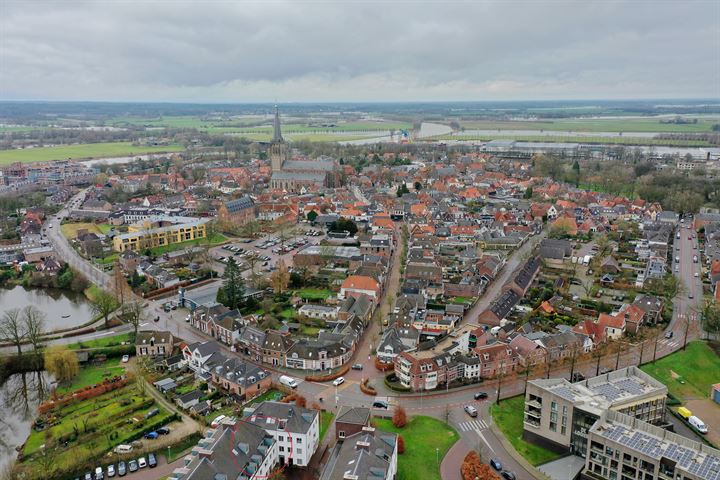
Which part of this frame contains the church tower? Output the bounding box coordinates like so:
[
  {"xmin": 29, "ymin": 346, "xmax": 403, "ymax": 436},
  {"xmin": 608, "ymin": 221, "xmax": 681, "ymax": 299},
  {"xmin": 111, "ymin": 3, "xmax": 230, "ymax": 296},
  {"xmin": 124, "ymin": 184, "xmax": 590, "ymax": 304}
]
[{"xmin": 270, "ymin": 106, "xmax": 288, "ymax": 172}]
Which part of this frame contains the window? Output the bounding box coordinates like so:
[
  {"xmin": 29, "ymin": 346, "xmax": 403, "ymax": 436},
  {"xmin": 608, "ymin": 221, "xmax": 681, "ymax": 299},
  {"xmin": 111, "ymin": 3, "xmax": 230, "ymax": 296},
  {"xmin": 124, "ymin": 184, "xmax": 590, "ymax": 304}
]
[
  {"xmin": 296, "ymin": 448, "xmax": 302, "ymax": 454},
  {"xmin": 339, "ymin": 431, "xmax": 345, "ymax": 439},
  {"xmin": 561, "ymin": 426, "xmax": 566, "ymax": 435},
  {"xmin": 550, "ymin": 422, "xmax": 557, "ymax": 432},
  {"xmin": 279, "ymin": 436, "xmax": 284, "ymax": 441},
  {"xmin": 279, "ymin": 446, "xmax": 284, "ymax": 452},
  {"xmin": 296, "ymin": 437, "xmax": 302, "ymax": 444}
]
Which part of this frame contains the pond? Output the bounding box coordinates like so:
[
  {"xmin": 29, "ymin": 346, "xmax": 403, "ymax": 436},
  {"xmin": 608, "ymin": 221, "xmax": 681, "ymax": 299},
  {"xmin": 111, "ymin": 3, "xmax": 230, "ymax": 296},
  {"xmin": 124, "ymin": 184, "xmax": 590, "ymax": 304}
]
[
  {"xmin": 0, "ymin": 285, "xmax": 95, "ymax": 332},
  {"xmin": 0, "ymin": 371, "xmax": 50, "ymax": 474}
]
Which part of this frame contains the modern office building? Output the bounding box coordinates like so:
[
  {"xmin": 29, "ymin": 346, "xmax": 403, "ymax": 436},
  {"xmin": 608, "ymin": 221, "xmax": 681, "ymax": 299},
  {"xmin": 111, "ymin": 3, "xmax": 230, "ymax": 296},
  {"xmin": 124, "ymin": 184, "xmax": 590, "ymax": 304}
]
[
  {"xmin": 585, "ymin": 409, "xmax": 720, "ymax": 480},
  {"xmin": 524, "ymin": 366, "xmax": 667, "ymax": 458},
  {"xmin": 112, "ymin": 218, "xmax": 208, "ymax": 252}
]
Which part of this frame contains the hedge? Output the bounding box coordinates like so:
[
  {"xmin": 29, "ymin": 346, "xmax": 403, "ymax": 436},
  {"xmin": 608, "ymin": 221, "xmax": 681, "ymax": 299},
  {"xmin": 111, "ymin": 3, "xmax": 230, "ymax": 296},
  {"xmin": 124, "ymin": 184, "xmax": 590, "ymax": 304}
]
[
  {"xmin": 384, "ymin": 373, "xmax": 411, "ymax": 393},
  {"xmin": 304, "ymin": 364, "xmax": 350, "ymax": 382},
  {"xmin": 359, "ymin": 378, "xmax": 377, "ymax": 396},
  {"xmin": 374, "ymin": 357, "xmax": 395, "ymax": 372},
  {"xmin": 87, "ymin": 344, "xmax": 135, "ymax": 359}
]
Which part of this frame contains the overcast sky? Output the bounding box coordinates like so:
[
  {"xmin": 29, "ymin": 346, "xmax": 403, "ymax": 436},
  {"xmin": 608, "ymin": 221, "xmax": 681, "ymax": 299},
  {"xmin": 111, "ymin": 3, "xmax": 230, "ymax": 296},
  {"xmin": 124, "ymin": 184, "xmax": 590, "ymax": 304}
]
[{"xmin": 1, "ymin": 0, "xmax": 719, "ymax": 102}]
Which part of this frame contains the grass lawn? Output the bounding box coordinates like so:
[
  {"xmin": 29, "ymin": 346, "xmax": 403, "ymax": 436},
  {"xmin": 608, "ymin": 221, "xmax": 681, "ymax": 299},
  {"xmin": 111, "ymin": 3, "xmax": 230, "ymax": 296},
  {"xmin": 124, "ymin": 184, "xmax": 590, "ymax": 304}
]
[
  {"xmin": 84, "ymin": 284, "xmax": 107, "ymax": 303},
  {"xmin": 67, "ymin": 332, "xmax": 132, "ymax": 350},
  {"xmin": 448, "ymin": 296, "xmax": 472, "ymax": 304},
  {"xmin": 165, "ymin": 432, "xmax": 203, "ymax": 462},
  {"xmin": 146, "ymin": 232, "xmax": 227, "ymax": 256},
  {"xmin": 299, "ymin": 325, "xmax": 322, "ymax": 336},
  {"xmin": 320, "ymin": 411, "xmax": 335, "ymax": 442},
  {"xmin": 280, "ymin": 308, "xmax": 295, "ymax": 320},
  {"xmin": 96, "ymin": 253, "xmax": 119, "ymax": 265},
  {"xmin": 374, "ymin": 416, "xmax": 459, "ymax": 480},
  {"xmin": 490, "ymin": 396, "xmax": 562, "ymax": 466},
  {"xmin": 0, "ymin": 142, "xmax": 184, "ymax": 165},
  {"xmin": 55, "ymin": 358, "xmax": 126, "ymax": 394},
  {"xmin": 60, "ymin": 222, "xmax": 110, "ymax": 240},
  {"xmin": 641, "ymin": 341, "xmax": 720, "ymax": 400},
  {"xmin": 294, "ymin": 288, "xmax": 333, "ymax": 300}
]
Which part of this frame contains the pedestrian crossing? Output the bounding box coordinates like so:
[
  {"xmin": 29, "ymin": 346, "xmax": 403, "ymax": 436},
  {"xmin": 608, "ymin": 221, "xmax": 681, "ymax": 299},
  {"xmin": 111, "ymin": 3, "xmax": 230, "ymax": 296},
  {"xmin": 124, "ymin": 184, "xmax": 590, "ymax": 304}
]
[
  {"xmin": 458, "ymin": 419, "xmax": 488, "ymax": 432},
  {"xmin": 660, "ymin": 339, "xmax": 680, "ymax": 349}
]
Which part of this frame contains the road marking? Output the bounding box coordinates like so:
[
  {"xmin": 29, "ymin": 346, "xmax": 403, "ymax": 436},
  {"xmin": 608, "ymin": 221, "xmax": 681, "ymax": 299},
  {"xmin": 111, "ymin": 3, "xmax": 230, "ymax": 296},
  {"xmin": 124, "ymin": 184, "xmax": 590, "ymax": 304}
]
[
  {"xmin": 459, "ymin": 419, "xmax": 488, "ymax": 431},
  {"xmin": 88, "ymin": 330, "xmax": 116, "ymax": 338},
  {"xmin": 140, "ymin": 323, "xmax": 148, "ymax": 327},
  {"xmin": 476, "ymin": 429, "xmax": 495, "ymax": 453}
]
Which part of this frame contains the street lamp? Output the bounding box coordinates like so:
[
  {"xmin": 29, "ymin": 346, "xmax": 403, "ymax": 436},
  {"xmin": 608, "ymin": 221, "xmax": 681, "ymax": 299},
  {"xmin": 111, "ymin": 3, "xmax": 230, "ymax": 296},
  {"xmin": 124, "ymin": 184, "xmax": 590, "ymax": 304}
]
[{"xmin": 436, "ymin": 447, "xmax": 439, "ymax": 467}]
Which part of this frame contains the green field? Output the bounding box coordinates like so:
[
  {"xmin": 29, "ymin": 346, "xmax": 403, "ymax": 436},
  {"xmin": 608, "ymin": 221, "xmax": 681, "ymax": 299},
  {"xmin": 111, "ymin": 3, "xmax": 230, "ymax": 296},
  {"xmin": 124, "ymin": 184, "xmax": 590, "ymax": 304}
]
[
  {"xmin": 375, "ymin": 416, "xmax": 459, "ymax": 480},
  {"xmin": 490, "ymin": 396, "xmax": 563, "ymax": 466},
  {"xmin": 68, "ymin": 332, "xmax": 132, "ymax": 350},
  {"xmin": 55, "ymin": 358, "xmax": 126, "ymax": 394},
  {"xmin": 641, "ymin": 341, "xmax": 720, "ymax": 400},
  {"xmin": 320, "ymin": 411, "xmax": 335, "ymax": 442},
  {"xmin": 458, "ymin": 117, "xmax": 719, "ymax": 133},
  {"xmin": 60, "ymin": 222, "xmax": 113, "ymax": 240},
  {"xmin": 294, "ymin": 288, "xmax": 334, "ymax": 300},
  {"xmin": 0, "ymin": 142, "xmax": 184, "ymax": 165},
  {"xmin": 438, "ymin": 134, "xmax": 712, "ymax": 147}
]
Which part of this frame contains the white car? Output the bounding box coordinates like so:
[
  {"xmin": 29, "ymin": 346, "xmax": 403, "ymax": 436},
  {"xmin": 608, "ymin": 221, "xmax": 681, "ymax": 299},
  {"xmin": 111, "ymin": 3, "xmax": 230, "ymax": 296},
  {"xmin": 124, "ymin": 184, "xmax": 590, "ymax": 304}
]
[
  {"xmin": 121, "ymin": 355, "xmax": 130, "ymax": 363},
  {"xmin": 332, "ymin": 377, "xmax": 345, "ymax": 387},
  {"xmin": 694, "ymin": 272, "xmax": 700, "ymax": 278},
  {"xmin": 138, "ymin": 457, "xmax": 147, "ymax": 468}
]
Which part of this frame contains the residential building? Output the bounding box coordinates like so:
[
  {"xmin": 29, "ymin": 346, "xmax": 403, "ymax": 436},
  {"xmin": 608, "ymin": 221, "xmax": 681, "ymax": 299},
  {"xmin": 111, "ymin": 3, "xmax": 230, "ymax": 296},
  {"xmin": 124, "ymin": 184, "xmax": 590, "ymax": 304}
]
[
  {"xmin": 210, "ymin": 357, "xmax": 271, "ymax": 402},
  {"xmin": 334, "ymin": 406, "xmax": 371, "ymax": 441},
  {"xmin": 320, "ymin": 426, "xmax": 398, "ymax": 480},
  {"xmin": 112, "ymin": 218, "xmax": 209, "ymax": 252},
  {"xmin": 135, "ymin": 330, "xmax": 174, "ymax": 357}
]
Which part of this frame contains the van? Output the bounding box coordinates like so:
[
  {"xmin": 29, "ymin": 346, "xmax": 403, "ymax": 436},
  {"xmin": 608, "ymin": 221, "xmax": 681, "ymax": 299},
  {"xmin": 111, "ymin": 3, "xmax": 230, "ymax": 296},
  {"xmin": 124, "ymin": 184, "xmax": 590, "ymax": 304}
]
[
  {"xmin": 678, "ymin": 407, "xmax": 692, "ymax": 420},
  {"xmin": 279, "ymin": 375, "xmax": 298, "ymax": 389},
  {"xmin": 211, "ymin": 415, "xmax": 227, "ymax": 428},
  {"xmin": 114, "ymin": 444, "xmax": 133, "ymax": 454},
  {"xmin": 689, "ymin": 416, "xmax": 708, "ymax": 434}
]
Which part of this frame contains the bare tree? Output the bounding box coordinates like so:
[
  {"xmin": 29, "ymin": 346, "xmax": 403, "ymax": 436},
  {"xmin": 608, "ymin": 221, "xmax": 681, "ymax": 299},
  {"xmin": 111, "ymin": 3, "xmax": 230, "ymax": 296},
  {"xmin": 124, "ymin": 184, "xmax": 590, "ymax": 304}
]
[
  {"xmin": 591, "ymin": 342, "xmax": 608, "ymax": 376},
  {"xmin": 22, "ymin": 305, "xmax": 46, "ymax": 354},
  {"xmin": 567, "ymin": 344, "xmax": 582, "ymax": 382},
  {"xmin": 91, "ymin": 289, "xmax": 118, "ymax": 328},
  {"xmin": 122, "ymin": 301, "xmax": 146, "ymax": 339},
  {"xmin": 649, "ymin": 328, "xmax": 662, "ymax": 363},
  {"xmin": 495, "ymin": 361, "xmax": 507, "ymax": 405},
  {"xmin": 0, "ymin": 308, "xmax": 25, "ymax": 355}
]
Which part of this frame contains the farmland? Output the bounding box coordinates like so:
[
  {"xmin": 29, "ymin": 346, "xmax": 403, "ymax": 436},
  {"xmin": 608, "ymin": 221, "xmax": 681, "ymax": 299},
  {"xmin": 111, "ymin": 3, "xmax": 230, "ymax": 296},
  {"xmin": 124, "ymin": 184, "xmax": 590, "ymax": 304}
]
[
  {"xmin": 60, "ymin": 222, "xmax": 113, "ymax": 240},
  {"xmin": 0, "ymin": 142, "xmax": 184, "ymax": 165},
  {"xmin": 457, "ymin": 117, "xmax": 720, "ymax": 133},
  {"xmin": 437, "ymin": 134, "xmax": 713, "ymax": 147}
]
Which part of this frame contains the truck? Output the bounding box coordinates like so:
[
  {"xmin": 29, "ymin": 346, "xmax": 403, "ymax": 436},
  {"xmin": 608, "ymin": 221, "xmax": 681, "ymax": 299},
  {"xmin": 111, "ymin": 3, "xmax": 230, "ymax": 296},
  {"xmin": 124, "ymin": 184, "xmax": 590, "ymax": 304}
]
[
  {"xmin": 678, "ymin": 407, "xmax": 692, "ymax": 420},
  {"xmin": 279, "ymin": 375, "xmax": 299, "ymax": 389}
]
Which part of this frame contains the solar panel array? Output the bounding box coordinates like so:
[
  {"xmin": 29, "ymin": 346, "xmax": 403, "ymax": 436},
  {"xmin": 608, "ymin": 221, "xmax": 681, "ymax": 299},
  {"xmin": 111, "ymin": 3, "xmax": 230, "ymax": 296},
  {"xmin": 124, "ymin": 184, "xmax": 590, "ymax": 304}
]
[
  {"xmin": 591, "ymin": 377, "xmax": 646, "ymax": 402},
  {"xmin": 598, "ymin": 424, "xmax": 720, "ymax": 480},
  {"xmin": 551, "ymin": 385, "xmax": 577, "ymax": 402}
]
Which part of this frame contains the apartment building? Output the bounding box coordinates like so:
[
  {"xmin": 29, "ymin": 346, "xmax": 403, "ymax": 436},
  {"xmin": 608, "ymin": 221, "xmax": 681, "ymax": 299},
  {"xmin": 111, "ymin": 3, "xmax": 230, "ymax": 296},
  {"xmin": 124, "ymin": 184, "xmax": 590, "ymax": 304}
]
[
  {"xmin": 524, "ymin": 366, "xmax": 667, "ymax": 458},
  {"xmin": 585, "ymin": 410, "xmax": 720, "ymax": 480},
  {"xmin": 244, "ymin": 401, "xmax": 320, "ymax": 467},
  {"xmin": 112, "ymin": 218, "xmax": 209, "ymax": 252},
  {"xmin": 320, "ymin": 426, "xmax": 398, "ymax": 480},
  {"xmin": 170, "ymin": 420, "xmax": 278, "ymax": 480}
]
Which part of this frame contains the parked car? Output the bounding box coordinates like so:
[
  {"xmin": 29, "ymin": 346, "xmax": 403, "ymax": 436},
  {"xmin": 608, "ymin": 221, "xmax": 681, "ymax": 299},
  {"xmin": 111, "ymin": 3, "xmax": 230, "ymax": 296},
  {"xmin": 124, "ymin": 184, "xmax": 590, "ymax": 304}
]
[
  {"xmin": 464, "ymin": 405, "xmax": 478, "ymax": 417},
  {"xmin": 83, "ymin": 473, "xmax": 92, "ymax": 480},
  {"xmin": 138, "ymin": 457, "xmax": 147, "ymax": 469},
  {"xmin": 95, "ymin": 467, "xmax": 104, "ymax": 480},
  {"xmin": 117, "ymin": 462, "xmax": 126, "ymax": 477},
  {"xmin": 145, "ymin": 408, "xmax": 160, "ymax": 419},
  {"xmin": 121, "ymin": 355, "xmax": 129, "ymax": 363},
  {"xmin": 157, "ymin": 426, "xmax": 171, "ymax": 435},
  {"xmin": 571, "ymin": 372, "xmax": 585, "ymax": 382},
  {"xmin": 490, "ymin": 458, "xmax": 503, "ymax": 471},
  {"xmin": 351, "ymin": 364, "xmax": 363, "ymax": 370},
  {"xmin": 148, "ymin": 453, "xmax": 157, "ymax": 468},
  {"xmin": 372, "ymin": 400, "xmax": 389, "ymax": 409},
  {"xmin": 128, "ymin": 460, "xmax": 138, "ymax": 473},
  {"xmin": 332, "ymin": 377, "xmax": 345, "ymax": 386},
  {"xmin": 211, "ymin": 415, "xmax": 227, "ymax": 428},
  {"xmin": 474, "ymin": 392, "xmax": 488, "ymax": 400},
  {"xmin": 144, "ymin": 431, "xmax": 158, "ymax": 439},
  {"xmin": 107, "ymin": 464, "xmax": 116, "ymax": 477},
  {"xmin": 501, "ymin": 471, "xmax": 517, "ymax": 480},
  {"xmin": 600, "ymin": 368, "xmax": 612, "ymax": 375}
]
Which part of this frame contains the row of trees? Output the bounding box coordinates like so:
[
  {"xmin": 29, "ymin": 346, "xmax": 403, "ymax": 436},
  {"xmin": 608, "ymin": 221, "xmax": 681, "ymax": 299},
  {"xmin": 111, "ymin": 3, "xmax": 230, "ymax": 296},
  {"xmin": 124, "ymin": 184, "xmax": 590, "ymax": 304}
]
[{"xmin": 0, "ymin": 306, "xmax": 46, "ymax": 355}]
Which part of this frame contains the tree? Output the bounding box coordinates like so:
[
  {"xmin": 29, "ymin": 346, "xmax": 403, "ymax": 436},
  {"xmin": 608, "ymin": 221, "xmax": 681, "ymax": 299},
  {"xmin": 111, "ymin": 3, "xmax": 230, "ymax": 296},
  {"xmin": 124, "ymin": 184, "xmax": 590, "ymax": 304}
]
[
  {"xmin": 702, "ymin": 298, "xmax": 720, "ymax": 339},
  {"xmin": 0, "ymin": 308, "xmax": 25, "ymax": 355},
  {"xmin": 591, "ymin": 343, "xmax": 608, "ymax": 376},
  {"xmin": 270, "ymin": 260, "xmax": 290, "ymax": 295},
  {"xmin": 44, "ymin": 345, "xmax": 79, "ymax": 385},
  {"xmin": 91, "ymin": 290, "xmax": 118, "ymax": 328},
  {"xmin": 414, "ymin": 181, "xmax": 422, "ymax": 191},
  {"xmin": 217, "ymin": 257, "xmax": 245, "ymax": 310},
  {"xmin": 329, "ymin": 217, "xmax": 358, "ymax": 236},
  {"xmin": 112, "ymin": 261, "xmax": 131, "ymax": 306},
  {"xmin": 306, "ymin": 210, "xmax": 318, "ymax": 223},
  {"xmin": 662, "ymin": 275, "xmax": 685, "ymax": 303},
  {"xmin": 523, "ymin": 186, "xmax": 533, "ymax": 199},
  {"xmin": 495, "ymin": 361, "xmax": 508, "ymax": 404},
  {"xmin": 295, "ymin": 395, "xmax": 307, "ymax": 408},
  {"xmin": 392, "ymin": 405, "xmax": 407, "ymax": 428},
  {"xmin": 396, "ymin": 184, "xmax": 410, "ymax": 197},
  {"xmin": 22, "ymin": 306, "xmax": 45, "ymax": 354},
  {"xmin": 122, "ymin": 301, "xmax": 146, "ymax": 339}
]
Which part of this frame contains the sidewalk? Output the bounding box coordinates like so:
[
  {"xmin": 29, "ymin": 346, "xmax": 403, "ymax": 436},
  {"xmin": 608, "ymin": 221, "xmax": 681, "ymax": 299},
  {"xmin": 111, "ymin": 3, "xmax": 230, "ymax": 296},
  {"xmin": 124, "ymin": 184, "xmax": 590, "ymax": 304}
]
[{"xmin": 440, "ymin": 438, "xmax": 468, "ymax": 480}]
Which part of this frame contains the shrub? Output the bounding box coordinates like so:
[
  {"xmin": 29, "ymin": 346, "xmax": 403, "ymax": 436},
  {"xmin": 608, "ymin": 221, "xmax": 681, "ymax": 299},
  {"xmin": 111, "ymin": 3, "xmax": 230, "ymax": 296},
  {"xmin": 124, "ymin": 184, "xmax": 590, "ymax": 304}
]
[
  {"xmin": 374, "ymin": 357, "xmax": 394, "ymax": 372},
  {"xmin": 397, "ymin": 434, "xmax": 405, "ymax": 454},
  {"xmin": 359, "ymin": 378, "xmax": 377, "ymax": 396},
  {"xmin": 295, "ymin": 395, "xmax": 307, "ymax": 408},
  {"xmin": 392, "ymin": 406, "xmax": 407, "ymax": 428},
  {"xmin": 304, "ymin": 365, "xmax": 350, "ymax": 382},
  {"xmin": 461, "ymin": 451, "xmax": 500, "ymax": 480}
]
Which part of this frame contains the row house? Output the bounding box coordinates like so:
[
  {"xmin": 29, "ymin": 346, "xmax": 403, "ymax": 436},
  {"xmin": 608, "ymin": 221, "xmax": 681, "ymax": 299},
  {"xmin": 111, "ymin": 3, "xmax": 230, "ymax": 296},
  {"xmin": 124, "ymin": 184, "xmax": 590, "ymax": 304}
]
[
  {"xmin": 190, "ymin": 303, "xmax": 242, "ymax": 346},
  {"xmin": 210, "ymin": 356, "xmax": 271, "ymax": 403}
]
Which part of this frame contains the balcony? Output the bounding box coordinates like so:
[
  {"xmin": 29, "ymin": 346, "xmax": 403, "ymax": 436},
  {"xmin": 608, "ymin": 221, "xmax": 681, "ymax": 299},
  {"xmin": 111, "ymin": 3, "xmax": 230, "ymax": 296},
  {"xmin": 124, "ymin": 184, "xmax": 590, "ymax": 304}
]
[{"xmin": 523, "ymin": 419, "xmax": 541, "ymax": 428}]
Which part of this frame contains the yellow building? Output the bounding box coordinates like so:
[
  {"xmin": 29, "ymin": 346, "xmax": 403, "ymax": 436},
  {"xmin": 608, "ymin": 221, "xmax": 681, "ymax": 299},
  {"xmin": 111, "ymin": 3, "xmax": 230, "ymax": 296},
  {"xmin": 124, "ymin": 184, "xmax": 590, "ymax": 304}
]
[{"xmin": 112, "ymin": 219, "xmax": 208, "ymax": 252}]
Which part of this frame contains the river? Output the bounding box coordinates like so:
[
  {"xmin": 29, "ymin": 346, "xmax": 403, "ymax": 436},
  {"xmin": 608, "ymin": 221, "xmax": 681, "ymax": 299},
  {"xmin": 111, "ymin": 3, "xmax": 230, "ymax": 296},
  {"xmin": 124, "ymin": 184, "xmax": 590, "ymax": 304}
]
[
  {"xmin": 0, "ymin": 372, "xmax": 50, "ymax": 474},
  {"xmin": 0, "ymin": 286, "xmax": 95, "ymax": 332}
]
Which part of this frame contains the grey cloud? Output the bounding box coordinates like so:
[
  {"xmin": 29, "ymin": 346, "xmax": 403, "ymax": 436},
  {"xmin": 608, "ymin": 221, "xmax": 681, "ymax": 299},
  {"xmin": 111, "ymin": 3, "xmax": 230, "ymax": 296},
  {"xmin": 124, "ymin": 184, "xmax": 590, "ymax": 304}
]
[{"xmin": 0, "ymin": 0, "xmax": 718, "ymax": 101}]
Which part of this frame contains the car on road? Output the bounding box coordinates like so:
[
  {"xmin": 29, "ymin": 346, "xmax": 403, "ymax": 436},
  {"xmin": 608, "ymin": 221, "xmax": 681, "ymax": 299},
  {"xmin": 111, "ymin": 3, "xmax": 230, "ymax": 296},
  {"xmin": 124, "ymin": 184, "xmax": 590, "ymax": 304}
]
[
  {"xmin": 695, "ymin": 272, "xmax": 700, "ymax": 277},
  {"xmin": 464, "ymin": 405, "xmax": 478, "ymax": 417},
  {"xmin": 157, "ymin": 426, "xmax": 171, "ymax": 435},
  {"xmin": 372, "ymin": 400, "xmax": 389, "ymax": 409},
  {"xmin": 501, "ymin": 471, "xmax": 517, "ymax": 480},
  {"xmin": 144, "ymin": 431, "xmax": 158, "ymax": 439},
  {"xmin": 148, "ymin": 453, "xmax": 157, "ymax": 468},
  {"xmin": 351, "ymin": 364, "xmax": 363, "ymax": 370},
  {"xmin": 490, "ymin": 458, "xmax": 503, "ymax": 471},
  {"xmin": 332, "ymin": 377, "xmax": 345, "ymax": 386},
  {"xmin": 474, "ymin": 392, "xmax": 488, "ymax": 400},
  {"xmin": 138, "ymin": 457, "xmax": 147, "ymax": 468},
  {"xmin": 128, "ymin": 460, "xmax": 138, "ymax": 473},
  {"xmin": 121, "ymin": 355, "xmax": 129, "ymax": 363},
  {"xmin": 665, "ymin": 331, "xmax": 674, "ymax": 339},
  {"xmin": 117, "ymin": 462, "xmax": 126, "ymax": 476},
  {"xmin": 688, "ymin": 293, "xmax": 694, "ymax": 299}
]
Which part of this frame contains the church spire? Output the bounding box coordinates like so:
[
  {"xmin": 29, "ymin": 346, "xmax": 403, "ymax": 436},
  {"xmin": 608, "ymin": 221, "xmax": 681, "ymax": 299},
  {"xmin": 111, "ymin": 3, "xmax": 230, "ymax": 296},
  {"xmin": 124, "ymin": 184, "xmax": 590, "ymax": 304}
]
[{"xmin": 272, "ymin": 105, "xmax": 283, "ymax": 142}]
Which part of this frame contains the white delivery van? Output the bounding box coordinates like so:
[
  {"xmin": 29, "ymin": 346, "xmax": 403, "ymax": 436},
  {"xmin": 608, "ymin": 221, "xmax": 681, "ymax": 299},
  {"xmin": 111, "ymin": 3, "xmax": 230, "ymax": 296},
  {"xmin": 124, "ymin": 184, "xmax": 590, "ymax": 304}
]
[
  {"xmin": 114, "ymin": 444, "xmax": 133, "ymax": 454},
  {"xmin": 279, "ymin": 375, "xmax": 299, "ymax": 389},
  {"xmin": 689, "ymin": 415, "xmax": 708, "ymax": 434}
]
